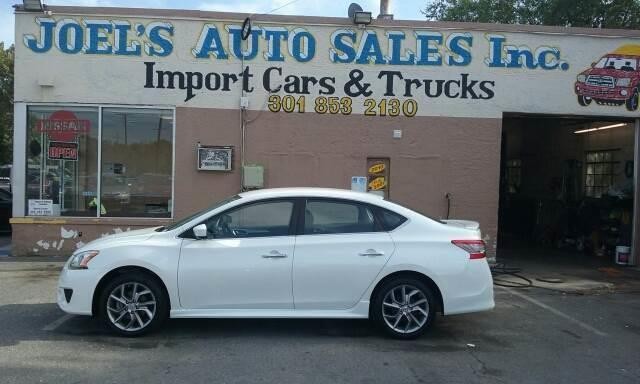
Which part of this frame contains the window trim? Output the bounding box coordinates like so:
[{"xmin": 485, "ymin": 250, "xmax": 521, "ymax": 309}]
[
  {"xmin": 373, "ymin": 206, "xmax": 408, "ymax": 232},
  {"xmin": 296, "ymin": 197, "xmax": 385, "ymax": 236},
  {"xmin": 23, "ymin": 103, "xmax": 176, "ymax": 219},
  {"xmin": 181, "ymin": 197, "xmax": 301, "ymax": 240},
  {"xmin": 584, "ymin": 149, "xmax": 620, "ymax": 198}
]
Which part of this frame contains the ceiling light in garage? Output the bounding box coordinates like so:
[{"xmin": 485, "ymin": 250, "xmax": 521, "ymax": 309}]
[{"xmin": 574, "ymin": 123, "xmax": 627, "ymax": 134}]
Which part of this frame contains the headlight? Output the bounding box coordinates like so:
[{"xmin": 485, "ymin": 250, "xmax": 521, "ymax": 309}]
[
  {"xmin": 68, "ymin": 250, "xmax": 99, "ymax": 269},
  {"xmin": 577, "ymin": 74, "xmax": 587, "ymax": 83},
  {"xmin": 617, "ymin": 78, "xmax": 632, "ymax": 87}
]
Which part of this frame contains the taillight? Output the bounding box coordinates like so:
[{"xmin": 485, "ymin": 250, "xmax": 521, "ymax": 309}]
[{"xmin": 452, "ymin": 240, "xmax": 486, "ymax": 259}]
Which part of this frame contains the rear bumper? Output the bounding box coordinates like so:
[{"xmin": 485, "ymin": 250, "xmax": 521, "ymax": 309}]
[{"xmin": 442, "ymin": 260, "xmax": 495, "ymax": 315}]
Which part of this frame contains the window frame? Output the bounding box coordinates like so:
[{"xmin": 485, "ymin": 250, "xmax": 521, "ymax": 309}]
[
  {"xmin": 374, "ymin": 206, "xmax": 408, "ymax": 232},
  {"xmin": 22, "ymin": 103, "xmax": 176, "ymax": 219},
  {"xmin": 182, "ymin": 198, "xmax": 301, "ymax": 240},
  {"xmin": 296, "ymin": 197, "xmax": 386, "ymax": 236},
  {"xmin": 584, "ymin": 149, "xmax": 619, "ymax": 198}
]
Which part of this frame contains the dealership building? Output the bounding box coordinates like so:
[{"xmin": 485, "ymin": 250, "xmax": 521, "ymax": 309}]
[{"xmin": 9, "ymin": 4, "xmax": 640, "ymax": 265}]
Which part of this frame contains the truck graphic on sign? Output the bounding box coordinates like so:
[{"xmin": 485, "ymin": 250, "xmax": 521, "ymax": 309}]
[{"xmin": 575, "ymin": 45, "xmax": 640, "ymax": 111}]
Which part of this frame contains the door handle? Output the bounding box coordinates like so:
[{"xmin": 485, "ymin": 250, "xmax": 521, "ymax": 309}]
[
  {"xmin": 262, "ymin": 250, "xmax": 288, "ymax": 259},
  {"xmin": 359, "ymin": 249, "xmax": 385, "ymax": 257}
]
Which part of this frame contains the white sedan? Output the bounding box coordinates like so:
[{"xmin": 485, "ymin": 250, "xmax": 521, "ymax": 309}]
[{"xmin": 57, "ymin": 188, "xmax": 494, "ymax": 339}]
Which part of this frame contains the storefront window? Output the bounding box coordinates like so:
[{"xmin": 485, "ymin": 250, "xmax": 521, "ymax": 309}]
[
  {"xmin": 101, "ymin": 108, "xmax": 173, "ymax": 217},
  {"xmin": 25, "ymin": 106, "xmax": 99, "ymax": 216}
]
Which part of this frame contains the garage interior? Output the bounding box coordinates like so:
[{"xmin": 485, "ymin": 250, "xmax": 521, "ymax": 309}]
[{"xmin": 498, "ymin": 114, "xmax": 636, "ymax": 268}]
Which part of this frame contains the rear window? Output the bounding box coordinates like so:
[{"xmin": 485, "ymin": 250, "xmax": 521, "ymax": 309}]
[{"xmin": 377, "ymin": 208, "xmax": 407, "ymax": 231}]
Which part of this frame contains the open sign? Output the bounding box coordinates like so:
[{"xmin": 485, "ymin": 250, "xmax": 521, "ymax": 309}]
[{"xmin": 48, "ymin": 142, "xmax": 78, "ymax": 161}]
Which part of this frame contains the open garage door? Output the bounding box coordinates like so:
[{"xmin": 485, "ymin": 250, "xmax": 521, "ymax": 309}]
[{"xmin": 498, "ymin": 115, "xmax": 637, "ymax": 268}]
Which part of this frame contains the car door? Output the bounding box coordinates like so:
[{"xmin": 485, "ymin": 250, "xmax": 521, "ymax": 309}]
[
  {"xmin": 178, "ymin": 198, "xmax": 297, "ymax": 310},
  {"xmin": 292, "ymin": 198, "xmax": 395, "ymax": 310}
]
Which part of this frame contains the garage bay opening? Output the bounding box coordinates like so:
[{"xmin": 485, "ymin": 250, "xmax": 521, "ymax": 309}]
[{"xmin": 498, "ymin": 115, "xmax": 636, "ymax": 268}]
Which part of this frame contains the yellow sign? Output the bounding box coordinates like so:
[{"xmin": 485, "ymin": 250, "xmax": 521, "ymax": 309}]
[
  {"xmin": 368, "ymin": 176, "xmax": 387, "ymax": 190},
  {"xmin": 368, "ymin": 163, "xmax": 385, "ymax": 174},
  {"xmin": 613, "ymin": 44, "xmax": 640, "ymax": 56}
]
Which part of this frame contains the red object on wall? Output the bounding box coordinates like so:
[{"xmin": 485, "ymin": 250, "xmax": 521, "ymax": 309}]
[{"xmin": 36, "ymin": 110, "xmax": 91, "ymax": 142}]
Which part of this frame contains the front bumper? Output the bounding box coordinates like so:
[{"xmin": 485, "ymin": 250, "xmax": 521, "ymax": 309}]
[
  {"xmin": 57, "ymin": 266, "xmax": 99, "ymax": 316},
  {"xmin": 575, "ymin": 83, "xmax": 631, "ymax": 100}
]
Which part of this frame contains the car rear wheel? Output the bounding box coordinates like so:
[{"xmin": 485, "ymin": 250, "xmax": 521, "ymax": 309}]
[
  {"xmin": 372, "ymin": 277, "xmax": 436, "ymax": 339},
  {"xmin": 626, "ymin": 88, "xmax": 639, "ymax": 111},
  {"xmin": 98, "ymin": 273, "xmax": 168, "ymax": 337}
]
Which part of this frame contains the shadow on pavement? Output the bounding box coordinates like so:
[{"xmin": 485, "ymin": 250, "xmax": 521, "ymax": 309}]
[{"xmin": 0, "ymin": 302, "xmax": 483, "ymax": 351}]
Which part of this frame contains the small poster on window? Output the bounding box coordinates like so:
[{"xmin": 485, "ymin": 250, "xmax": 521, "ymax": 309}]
[
  {"xmin": 28, "ymin": 199, "xmax": 54, "ymax": 216},
  {"xmin": 197, "ymin": 146, "xmax": 233, "ymax": 171}
]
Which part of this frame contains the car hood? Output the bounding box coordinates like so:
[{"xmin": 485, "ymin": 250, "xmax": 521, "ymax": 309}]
[
  {"xmin": 76, "ymin": 226, "xmax": 160, "ymax": 252},
  {"xmin": 584, "ymin": 67, "xmax": 635, "ymax": 77}
]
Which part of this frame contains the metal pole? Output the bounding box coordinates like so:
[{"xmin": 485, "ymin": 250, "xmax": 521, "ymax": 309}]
[
  {"xmin": 632, "ymin": 118, "xmax": 640, "ymax": 265},
  {"xmin": 379, "ymin": 0, "xmax": 393, "ymax": 19}
]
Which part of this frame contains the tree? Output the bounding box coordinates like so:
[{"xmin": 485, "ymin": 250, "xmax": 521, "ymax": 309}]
[
  {"xmin": 423, "ymin": 0, "xmax": 640, "ymax": 29},
  {"xmin": 0, "ymin": 42, "xmax": 14, "ymax": 166}
]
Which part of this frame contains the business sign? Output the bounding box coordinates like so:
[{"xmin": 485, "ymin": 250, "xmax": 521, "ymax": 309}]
[
  {"xmin": 36, "ymin": 110, "xmax": 91, "ymax": 142},
  {"xmin": 48, "ymin": 141, "xmax": 78, "ymax": 161},
  {"xmin": 15, "ymin": 12, "xmax": 640, "ymax": 118},
  {"xmin": 28, "ymin": 199, "xmax": 53, "ymax": 216}
]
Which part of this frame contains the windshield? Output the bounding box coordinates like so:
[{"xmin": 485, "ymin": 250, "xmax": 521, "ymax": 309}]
[
  {"xmin": 160, "ymin": 195, "xmax": 242, "ymax": 232},
  {"xmin": 595, "ymin": 57, "xmax": 637, "ymax": 71}
]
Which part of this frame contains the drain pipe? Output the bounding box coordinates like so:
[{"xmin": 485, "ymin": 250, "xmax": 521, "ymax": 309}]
[{"xmin": 378, "ymin": 0, "xmax": 393, "ymax": 20}]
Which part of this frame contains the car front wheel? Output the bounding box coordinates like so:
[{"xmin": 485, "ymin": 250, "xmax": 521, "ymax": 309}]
[
  {"xmin": 372, "ymin": 277, "xmax": 437, "ymax": 339},
  {"xmin": 98, "ymin": 273, "xmax": 169, "ymax": 336},
  {"xmin": 577, "ymin": 95, "xmax": 592, "ymax": 106}
]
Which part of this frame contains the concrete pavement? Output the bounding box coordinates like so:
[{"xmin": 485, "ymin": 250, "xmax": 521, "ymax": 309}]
[{"xmin": 0, "ymin": 260, "xmax": 639, "ymax": 384}]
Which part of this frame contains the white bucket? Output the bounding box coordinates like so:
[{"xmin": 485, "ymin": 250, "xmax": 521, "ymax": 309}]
[{"xmin": 615, "ymin": 246, "xmax": 631, "ymax": 265}]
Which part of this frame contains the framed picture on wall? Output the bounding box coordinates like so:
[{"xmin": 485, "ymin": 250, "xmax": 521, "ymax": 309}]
[{"xmin": 197, "ymin": 145, "xmax": 233, "ymax": 171}]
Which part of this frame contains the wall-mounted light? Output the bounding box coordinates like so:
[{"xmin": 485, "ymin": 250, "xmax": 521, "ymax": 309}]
[
  {"xmin": 574, "ymin": 123, "xmax": 627, "ymax": 134},
  {"xmin": 22, "ymin": 0, "xmax": 43, "ymax": 11},
  {"xmin": 353, "ymin": 11, "xmax": 373, "ymax": 25}
]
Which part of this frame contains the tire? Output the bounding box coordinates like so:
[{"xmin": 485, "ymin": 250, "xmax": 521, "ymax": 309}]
[
  {"xmin": 98, "ymin": 272, "xmax": 169, "ymax": 337},
  {"xmin": 577, "ymin": 95, "xmax": 592, "ymax": 106},
  {"xmin": 371, "ymin": 277, "xmax": 437, "ymax": 340},
  {"xmin": 626, "ymin": 88, "xmax": 639, "ymax": 111}
]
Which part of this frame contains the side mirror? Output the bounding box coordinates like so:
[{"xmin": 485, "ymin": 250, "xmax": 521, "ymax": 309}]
[{"xmin": 193, "ymin": 224, "xmax": 208, "ymax": 239}]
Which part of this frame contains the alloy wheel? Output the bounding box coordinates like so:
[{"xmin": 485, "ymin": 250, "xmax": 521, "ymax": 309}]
[
  {"xmin": 382, "ymin": 284, "xmax": 429, "ymax": 334},
  {"xmin": 106, "ymin": 282, "xmax": 157, "ymax": 332}
]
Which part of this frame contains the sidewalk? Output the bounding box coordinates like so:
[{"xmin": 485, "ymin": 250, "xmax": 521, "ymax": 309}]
[{"xmin": 496, "ymin": 246, "xmax": 640, "ymax": 294}]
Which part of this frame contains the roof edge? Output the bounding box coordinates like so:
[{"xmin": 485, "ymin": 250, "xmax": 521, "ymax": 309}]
[{"xmin": 12, "ymin": 5, "xmax": 640, "ymax": 38}]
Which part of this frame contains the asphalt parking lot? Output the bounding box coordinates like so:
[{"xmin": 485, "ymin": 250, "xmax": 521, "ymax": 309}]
[{"xmin": 0, "ymin": 260, "xmax": 639, "ymax": 384}]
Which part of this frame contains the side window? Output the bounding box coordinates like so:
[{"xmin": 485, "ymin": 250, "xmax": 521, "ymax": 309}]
[
  {"xmin": 304, "ymin": 200, "xmax": 378, "ymax": 235},
  {"xmin": 204, "ymin": 200, "xmax": 294, "ymax": 239},
  {"xmin": 377, "ymin": 208, "xmax": 407, "ymax": 231}
]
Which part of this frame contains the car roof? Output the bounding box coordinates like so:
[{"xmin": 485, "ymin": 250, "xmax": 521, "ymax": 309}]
[{"xmin": 238, "ymin": 188, "xmax": 385, "ymax": 203}]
